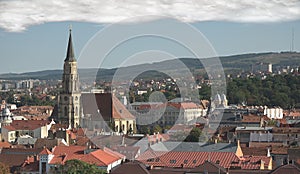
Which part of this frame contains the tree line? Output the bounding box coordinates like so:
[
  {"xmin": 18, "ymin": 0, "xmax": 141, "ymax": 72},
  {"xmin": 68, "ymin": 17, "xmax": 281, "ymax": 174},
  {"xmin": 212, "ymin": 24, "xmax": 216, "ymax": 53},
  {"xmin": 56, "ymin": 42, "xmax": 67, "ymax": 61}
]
[{"xmin": 225, "ymin": 74, "xmax": 300, "ymax": 109}]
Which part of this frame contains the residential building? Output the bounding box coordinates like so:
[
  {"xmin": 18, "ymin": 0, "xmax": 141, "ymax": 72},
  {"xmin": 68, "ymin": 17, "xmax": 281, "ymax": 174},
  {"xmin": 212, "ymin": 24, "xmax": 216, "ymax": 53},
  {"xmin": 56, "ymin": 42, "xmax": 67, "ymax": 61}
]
[{"xmin": 1, "ymin": 120, "xmax": 55, "ymax": 142}]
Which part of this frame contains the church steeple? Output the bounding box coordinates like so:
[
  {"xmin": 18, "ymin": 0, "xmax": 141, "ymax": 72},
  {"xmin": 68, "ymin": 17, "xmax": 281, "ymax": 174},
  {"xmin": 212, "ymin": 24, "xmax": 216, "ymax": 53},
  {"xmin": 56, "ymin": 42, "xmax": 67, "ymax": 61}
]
[
  {"xmin": 58, "ymin": 27, "xmax": 81, "ymax": 129},
  {"xmin": 65, "ymin": 28, "xmax": 75, "ymax": 62}
]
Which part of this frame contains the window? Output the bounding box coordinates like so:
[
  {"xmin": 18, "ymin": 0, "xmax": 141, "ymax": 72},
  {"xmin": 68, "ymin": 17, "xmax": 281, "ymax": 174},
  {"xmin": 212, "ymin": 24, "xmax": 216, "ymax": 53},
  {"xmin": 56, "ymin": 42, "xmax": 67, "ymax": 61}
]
[
  {"xmin": 170, "ymin": 160, "xmax": 176, "ymax": 164},
  {"xmin": 64, "ymin": 106, "xmax": 67, "ymax": 116},
  {"xmin": 193, "ymin": 160, "xmax": 197, "ymax": 164},
  {"xmin": 147, "ymin": 158, "xmax": 154, "ymax": 162},
  {"xmin": 75, "ymin": 106, "xmax": 78, "ymax": 115},
  {"xmin": 184, "ymin": 160, "xmax": 188, "ymax": 164}
]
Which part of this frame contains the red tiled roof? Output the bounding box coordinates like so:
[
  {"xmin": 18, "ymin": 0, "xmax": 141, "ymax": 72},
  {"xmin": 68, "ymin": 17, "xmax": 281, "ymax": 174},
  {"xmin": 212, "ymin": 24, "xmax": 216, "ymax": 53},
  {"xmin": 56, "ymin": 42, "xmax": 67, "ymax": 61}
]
[
  {"xmin": 284, "ymin": 110, "xmax": 300, "ymax": 117},
  {"xmin": 138, "ymin": 150, "xmax": 272, "ymax": 170},
  {"xmin": 0, "ymin": 141, "xmax": 11, "ymax": 148},
  {"xmin": 103, "ymin": 147, "xmax": 126, "ymax": 160},
  {"xmin": 39, "ymin": 147, "xmax": 52, "ymax": 155},
  {"xmin": 112, "ymin": 95, "xmax": 135, "ymax": 120},
  {"xmin": 2, "ymin": 125, "xmax": 16, "ymax": 131},
  {"xmin": 49, "ymin": 145, "xmax": 121, "ymax": 167},
  {"xmin": 168, "ymin": 102, "xmax": 200, "ymax": 110},
  {"xmin": 235, "ymin": 156, "xmax": 271, "ymax": 170},
  {"xmin": 242, "ymin": 115, "xmax": 261, "ymax": 123},
  {"xmin": 3, "ymin": 120, "xmax": 49, "ymax": 131},
  {"xmin": 137, "ymin": 150, "xmax": 239, "ymax": 169}
]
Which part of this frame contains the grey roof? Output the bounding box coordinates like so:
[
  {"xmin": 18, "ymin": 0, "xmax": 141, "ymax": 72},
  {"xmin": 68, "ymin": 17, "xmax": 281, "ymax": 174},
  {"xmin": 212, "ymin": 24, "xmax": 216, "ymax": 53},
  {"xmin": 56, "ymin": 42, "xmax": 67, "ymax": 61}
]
[
  {"xmin": 65, "ymin": 29, "xmax": 76, "ymax": 62},
  {"xmin": 149, "ymin": 141, "xmax": 237, "ymax": 152},
  {"xmin": 250, "ymin": 132, "xmax": 273, "ymax": 142},
  {"xmin": 134, "ymin": 138, "xmax": 149, "ymax": 153},
  {"xmin": 236, "ymin": 126, "xmax": 273, "ymax": 131},
  {"xmin": 17, "ymin": 137, "xmax": 37, "ymax": 145}
]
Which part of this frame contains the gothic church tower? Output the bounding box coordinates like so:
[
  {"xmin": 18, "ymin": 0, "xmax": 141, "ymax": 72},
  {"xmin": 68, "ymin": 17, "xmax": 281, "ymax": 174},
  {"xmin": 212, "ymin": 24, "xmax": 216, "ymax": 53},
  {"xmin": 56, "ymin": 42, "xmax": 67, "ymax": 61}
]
[{"xmin": 58, "ymin": 28, "xmax": 81, "ymax": 128}]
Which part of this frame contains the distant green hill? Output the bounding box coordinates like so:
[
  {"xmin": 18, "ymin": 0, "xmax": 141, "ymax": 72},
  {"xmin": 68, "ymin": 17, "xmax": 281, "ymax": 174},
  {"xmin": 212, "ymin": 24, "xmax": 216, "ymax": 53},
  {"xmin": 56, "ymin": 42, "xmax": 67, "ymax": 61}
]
[{"xmin": 0, "ymin": 52, "xmax": 299, "ymax": 80}]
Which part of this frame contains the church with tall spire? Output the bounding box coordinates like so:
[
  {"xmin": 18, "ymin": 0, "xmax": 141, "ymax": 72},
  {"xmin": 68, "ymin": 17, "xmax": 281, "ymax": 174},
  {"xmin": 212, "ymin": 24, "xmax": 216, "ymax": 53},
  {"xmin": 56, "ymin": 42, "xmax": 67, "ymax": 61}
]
[{"xmin": 58, "ymin": 28, "xmax": 81, "ymax": 128}]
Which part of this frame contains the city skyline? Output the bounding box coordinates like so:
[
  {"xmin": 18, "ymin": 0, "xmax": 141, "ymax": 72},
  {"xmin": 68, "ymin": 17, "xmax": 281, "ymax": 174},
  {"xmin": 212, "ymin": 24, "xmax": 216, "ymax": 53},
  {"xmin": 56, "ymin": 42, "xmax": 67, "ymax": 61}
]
[{"xmin": 0, "ymin": 1, "xmax": 299, "ymax": 74}]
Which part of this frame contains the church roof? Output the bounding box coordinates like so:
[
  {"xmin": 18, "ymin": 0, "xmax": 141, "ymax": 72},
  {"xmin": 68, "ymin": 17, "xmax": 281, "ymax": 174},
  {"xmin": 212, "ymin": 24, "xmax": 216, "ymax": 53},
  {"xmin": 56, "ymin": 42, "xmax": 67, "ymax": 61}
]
[
  {"xmin": 65, "ymin": 29, "xmax": 76, "ymax": 62},
  {"xmin": 81, "ymin": 93, "xmax": 135, "ymax": 121}
]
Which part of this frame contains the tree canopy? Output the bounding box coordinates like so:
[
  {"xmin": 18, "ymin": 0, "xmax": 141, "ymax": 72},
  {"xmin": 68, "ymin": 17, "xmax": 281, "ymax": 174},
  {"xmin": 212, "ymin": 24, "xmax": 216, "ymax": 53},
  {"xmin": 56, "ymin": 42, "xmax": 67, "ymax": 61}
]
[
  {"xmin": 56, "ymin": 159, "xmax": 106, "ymax": 174},
  {"xmin": 225, "ymin": 74, "xmax": 300, "ymax": 109}
]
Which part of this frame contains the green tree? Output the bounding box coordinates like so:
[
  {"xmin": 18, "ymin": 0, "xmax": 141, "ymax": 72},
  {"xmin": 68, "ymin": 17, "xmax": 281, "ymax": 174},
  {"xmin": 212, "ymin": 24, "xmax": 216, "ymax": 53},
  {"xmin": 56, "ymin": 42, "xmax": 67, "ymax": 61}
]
[
  {"xmin": 184, "ymin": 127, "xmax": 202, "ymax": 142},
  {"xmin": 152, "ymin": 125, "xmax": 162, "ymax": 134},
  {"xmin": 139, "ymin": 125, "xmax": 150, "ymax": 135},
  {"xmin": 57, "ymin": 159, "xmax": 106, "ymax": 174}
]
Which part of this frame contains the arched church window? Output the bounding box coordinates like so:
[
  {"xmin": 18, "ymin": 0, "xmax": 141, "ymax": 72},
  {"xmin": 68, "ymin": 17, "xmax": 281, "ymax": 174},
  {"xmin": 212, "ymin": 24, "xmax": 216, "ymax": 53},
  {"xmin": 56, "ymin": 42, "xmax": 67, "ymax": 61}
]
[{"xmin": 75, "ymin": 106, "xmax": 78, "ymax": 115}]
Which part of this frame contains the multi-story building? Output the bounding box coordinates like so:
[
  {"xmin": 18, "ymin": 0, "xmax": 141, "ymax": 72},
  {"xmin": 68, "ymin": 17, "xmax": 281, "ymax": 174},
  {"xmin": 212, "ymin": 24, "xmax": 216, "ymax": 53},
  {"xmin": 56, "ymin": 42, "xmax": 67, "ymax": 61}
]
[{"xmin": 130, "ymin": 101, "xmax": 207, "ymax": 128}]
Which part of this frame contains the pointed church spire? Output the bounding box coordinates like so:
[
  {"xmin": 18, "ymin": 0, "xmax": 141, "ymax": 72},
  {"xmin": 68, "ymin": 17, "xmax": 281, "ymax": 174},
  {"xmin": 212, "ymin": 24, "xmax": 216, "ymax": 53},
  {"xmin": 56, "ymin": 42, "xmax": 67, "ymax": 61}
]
[{"xmin": 65, "ymin": 26, "xmax": 76, "ymax": 62}]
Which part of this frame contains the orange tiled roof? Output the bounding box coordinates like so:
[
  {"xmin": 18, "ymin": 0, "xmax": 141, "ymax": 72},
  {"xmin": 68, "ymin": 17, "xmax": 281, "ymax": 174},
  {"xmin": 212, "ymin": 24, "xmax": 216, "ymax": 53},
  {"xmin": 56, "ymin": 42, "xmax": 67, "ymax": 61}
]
[
  {"xmin": 91, "ymin": 149, "xmax": 120, "ymax": 165},
  {"xmin": 103, "ymin": 147, "xmax": 126, "ymax": 160},
  {"xmin": 49, "ymin": 146, "xmax": 121, "ymax": 167}
]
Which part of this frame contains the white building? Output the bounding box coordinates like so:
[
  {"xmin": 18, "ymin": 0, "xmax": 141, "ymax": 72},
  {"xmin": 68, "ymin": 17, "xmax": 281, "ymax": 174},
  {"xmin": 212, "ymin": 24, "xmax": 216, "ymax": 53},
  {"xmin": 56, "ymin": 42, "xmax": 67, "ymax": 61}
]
[{"xmin": 263, "ymin": 107, "xmax": 283, "ymax": 119}]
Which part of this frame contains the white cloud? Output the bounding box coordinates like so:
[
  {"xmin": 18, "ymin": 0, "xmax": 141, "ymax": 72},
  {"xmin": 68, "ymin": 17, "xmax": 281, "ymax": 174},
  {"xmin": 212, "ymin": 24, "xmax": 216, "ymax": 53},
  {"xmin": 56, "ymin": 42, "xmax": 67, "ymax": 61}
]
[{"xmin": 0, "ymin": 0, "xmax": 299, "ymax": 32}]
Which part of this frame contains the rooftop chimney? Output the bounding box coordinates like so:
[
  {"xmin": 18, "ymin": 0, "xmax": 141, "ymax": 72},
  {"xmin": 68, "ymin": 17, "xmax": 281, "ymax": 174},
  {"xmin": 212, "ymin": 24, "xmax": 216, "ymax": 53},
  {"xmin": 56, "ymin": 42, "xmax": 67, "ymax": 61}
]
[
  {"xmin": 260, "ymin": 160, "xmax": 265, "ymax": 170},
  {"xmin": 267, "ymin": 147, "xmax": 271, "ymax": 157}
]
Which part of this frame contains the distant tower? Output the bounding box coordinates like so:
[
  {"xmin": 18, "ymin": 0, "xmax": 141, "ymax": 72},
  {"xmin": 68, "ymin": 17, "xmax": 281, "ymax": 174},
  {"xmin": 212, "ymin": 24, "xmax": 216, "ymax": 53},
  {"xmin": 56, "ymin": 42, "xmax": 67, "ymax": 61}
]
[
  {"xmin": 58, "ymin": 28, "xmax": 81, "ymax": 128},
  {"xmin": 214, "ymin": 94, "xmax": 222, "ymax": 107},
  {"xmin": 0, "ymin": 104, "xmax": 12, "ymax": 128}
]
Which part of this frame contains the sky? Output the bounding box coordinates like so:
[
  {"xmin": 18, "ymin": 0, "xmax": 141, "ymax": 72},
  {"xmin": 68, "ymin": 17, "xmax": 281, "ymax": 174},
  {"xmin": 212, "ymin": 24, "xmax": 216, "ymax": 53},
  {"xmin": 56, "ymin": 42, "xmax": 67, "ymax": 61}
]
[{"xmin": 0, "ymin": 0, "xmax": 300, "ymax": 74}]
